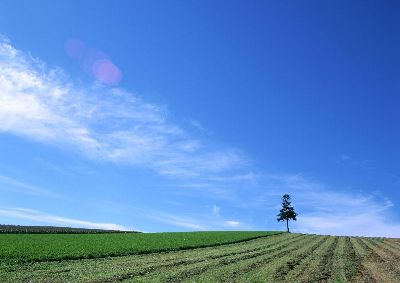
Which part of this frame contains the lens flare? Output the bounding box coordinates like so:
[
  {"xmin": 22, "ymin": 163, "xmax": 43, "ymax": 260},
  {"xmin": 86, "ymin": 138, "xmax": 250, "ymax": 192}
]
[
  {"xmin": 64, "ymin": 38, "xmax": 123, "ymax": 86},
  {"xmin": 92, "ymin": 59, "xmax": 122, "ymax": 85}
]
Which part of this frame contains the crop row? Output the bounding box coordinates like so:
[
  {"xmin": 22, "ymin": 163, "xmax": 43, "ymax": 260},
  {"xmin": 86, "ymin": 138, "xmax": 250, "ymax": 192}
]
[{"xmin": 354, "ymin": 238, "xmax": 400, "ymax": 282}]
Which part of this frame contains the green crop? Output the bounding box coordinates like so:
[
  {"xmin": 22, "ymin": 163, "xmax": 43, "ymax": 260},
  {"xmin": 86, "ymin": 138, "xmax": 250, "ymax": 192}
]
[{"xmin": 0, "ymin": 231, "xmax": 279, "ymax": 263}]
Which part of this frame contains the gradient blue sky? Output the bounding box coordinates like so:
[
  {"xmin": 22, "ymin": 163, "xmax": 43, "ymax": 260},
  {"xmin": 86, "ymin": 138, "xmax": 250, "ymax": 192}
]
[{"xmin": 0, "ymin": 0, "xmax": 399, "ymax": 236}]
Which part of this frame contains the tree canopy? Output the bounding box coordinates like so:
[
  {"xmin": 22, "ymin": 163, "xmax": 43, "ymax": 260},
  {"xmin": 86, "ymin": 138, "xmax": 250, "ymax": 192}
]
[{"xmin": 277, "ymin": 194, "xmax": 298, "ymax": 232}]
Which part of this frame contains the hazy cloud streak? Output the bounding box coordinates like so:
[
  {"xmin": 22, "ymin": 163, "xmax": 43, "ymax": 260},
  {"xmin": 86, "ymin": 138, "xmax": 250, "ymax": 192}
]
[
  {"xmin": 0, "ymin": 207, "xmax": 129, "ymax": 231},
  {"xmin": 0, "ymin": 175, "xmax": 61, "ymax": 198}
]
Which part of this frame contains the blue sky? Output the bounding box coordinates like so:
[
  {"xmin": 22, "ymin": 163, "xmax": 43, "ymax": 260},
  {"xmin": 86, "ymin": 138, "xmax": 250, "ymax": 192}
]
[{"xmin": 0, "ymin": 0, "xmax": 399, "ymax": 236}]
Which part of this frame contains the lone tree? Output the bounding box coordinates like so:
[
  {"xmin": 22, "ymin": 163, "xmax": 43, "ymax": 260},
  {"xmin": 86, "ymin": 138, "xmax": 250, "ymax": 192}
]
[{"xmin": 277, "ymin": 194, "xmax": 297, "ymax": 233}]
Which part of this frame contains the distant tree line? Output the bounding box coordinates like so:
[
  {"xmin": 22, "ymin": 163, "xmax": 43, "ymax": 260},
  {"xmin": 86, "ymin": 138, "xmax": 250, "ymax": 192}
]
[{"xmin": 0, "ymin": 225, "xmax": 138, "ymax": 234}]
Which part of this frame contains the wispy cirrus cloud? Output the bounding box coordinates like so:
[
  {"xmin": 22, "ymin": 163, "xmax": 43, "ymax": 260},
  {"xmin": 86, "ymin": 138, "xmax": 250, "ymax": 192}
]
[
  {"xmin": 297, "ymin": 212, "xmax": 400, "ymax": 237},
  {"xmin": 0, "ymin": 37, "xmax": 247, "ymax": 179},
  {"xmin": 150, "ymin": 212, "xmax": 248, "ymax": 231},
  {"xmin": 149, "ymin": 212, "xmax": 206, "ymax": 230},
  {"xmin": 337, "ymin": 154, "xmax": 372, "ymax": 170},
  {"xmin": 0, "ymin": 175, "xmax": 61, "ymax": 198},
  {"xmin": 0, "ymin": 207, "xmax": 129, "ymax": 231},
  {"xmin": 149, "ymin": 212, "xmax": 249, "ymax": 231},
  {"xmin": 91, "ymin": 199, "xmax": 248, "ymax": 232}
]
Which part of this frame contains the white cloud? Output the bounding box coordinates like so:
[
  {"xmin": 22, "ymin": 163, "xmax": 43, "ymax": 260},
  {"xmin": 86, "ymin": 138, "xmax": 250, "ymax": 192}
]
[
  {"xmin": 337, "ymin": 154, "xmax": 371, "ymax": 169},
  {"xmin": 0, "ymin": 38, "xmax": 248, "ymax": 179},
  {"xmin": 339, "ymin": 154, "xmax": 351, "ymax": 162},
  {"xmin": 297, "ymin": 212, "xmax": 400, "ymax": 238},
  {"xmin": 208, "ymin": 172, "xmax": 260, "ymax": 184},
  {"xmin": 189, "ymin": 119, "xmax": 205, "ymax": 131},
  {"xmin": 0, "ymin": 207, "xmax": 129, "ymax": 231},
  {"xmin": 224, "ymin": 220, "xmax": 241, "ymax": 227},
  {"xmin": 212, "ymin": 205, "xmax": 221, "ymax": 216},
  {"xmin": 294, "ymin": 191, "xmax": 400, "ymax": 237}
]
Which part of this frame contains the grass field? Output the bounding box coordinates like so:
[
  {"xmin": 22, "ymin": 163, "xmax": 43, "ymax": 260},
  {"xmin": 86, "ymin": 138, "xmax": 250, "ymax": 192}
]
[{"xmin": 1, "ymin": 231, "xmax": 399, "ymax": 282}]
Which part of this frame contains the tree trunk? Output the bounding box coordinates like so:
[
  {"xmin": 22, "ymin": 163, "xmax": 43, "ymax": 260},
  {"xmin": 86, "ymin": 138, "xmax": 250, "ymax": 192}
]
[{"xmin": 286, "ymin": 219, "xmax": 289, "ymax": 233}]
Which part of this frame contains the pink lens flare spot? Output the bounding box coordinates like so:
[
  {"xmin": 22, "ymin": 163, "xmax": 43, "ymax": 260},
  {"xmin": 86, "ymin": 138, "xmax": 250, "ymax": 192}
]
[
  {"xmin": 65, "ymin": 39, "xmax": 86, "ymax": 60},
  {"xmin": 82, "ymin": 49, "xmax": 108, "ymax": 75},
  {"xmin": 92, "ymin": 59, "xmax": 122, "ymax": 85}
]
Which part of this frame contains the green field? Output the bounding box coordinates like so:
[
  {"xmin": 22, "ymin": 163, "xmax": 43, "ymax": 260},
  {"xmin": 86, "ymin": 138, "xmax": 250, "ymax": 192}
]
[
  {"xmin": 1, "ymin": 231, "xmax": 399, "ymax": 282},
  {"xmin": 0, "ymin": 231, "xmax": 279, "ymax": 263}
]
